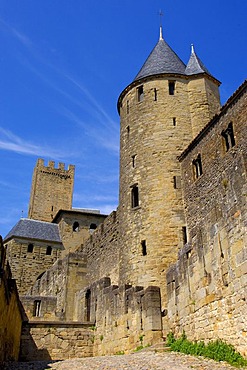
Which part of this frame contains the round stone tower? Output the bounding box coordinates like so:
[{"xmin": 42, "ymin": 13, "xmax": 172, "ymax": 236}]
[{"xmin": 117, "ymin": 29, "xmax": 221, "ymax": 305}]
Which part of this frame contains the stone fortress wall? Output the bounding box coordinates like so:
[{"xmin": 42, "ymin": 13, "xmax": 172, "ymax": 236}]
[
  {"xmin": 167, "ymin": 81, "xmax": 247, "ymax": 356},
  {"xmin": 6, "ymin": 237, "xmax": 62, "ymax": 295},
  {"xmin": 2, "ymin": 28, "xmax": 247, "ymax": 361}
]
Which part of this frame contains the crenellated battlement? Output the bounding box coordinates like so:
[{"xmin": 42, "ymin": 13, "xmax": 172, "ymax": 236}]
[{"xmin": 36, "ymin": 158, "xmax": 75, "ymax": 172}]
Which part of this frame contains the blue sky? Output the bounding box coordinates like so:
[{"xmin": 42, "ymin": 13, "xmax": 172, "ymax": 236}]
[{"xmin": 0, "ymin": 0, "xmax": 246, "ymax": 237}]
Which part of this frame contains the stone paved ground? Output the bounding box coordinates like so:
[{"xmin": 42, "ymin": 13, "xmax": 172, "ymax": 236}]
[{"xmin": 3, "ymin": 351, "xmax": 245, "ymax": 370}]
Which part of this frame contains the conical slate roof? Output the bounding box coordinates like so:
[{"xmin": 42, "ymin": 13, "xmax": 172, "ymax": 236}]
[
  {"xmin": 134, "ymin": 35, "xmax": 186, "ymax": 81},
  {"xmin": 185, "ymin": 45, "xmax": 211, "ymax": 75}
]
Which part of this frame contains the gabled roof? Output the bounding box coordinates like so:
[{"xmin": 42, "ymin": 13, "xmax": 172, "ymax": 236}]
[
  {"xmin": 134, "ymin": 34, "xmax": 186, "ymax": 81},
  {"xmin": 185, "ymin": 45, "xmax": 212, "ymax": 76},
  {"xmin": 4, "ymin": 218, "xmax": 62, "ymax": 244}
]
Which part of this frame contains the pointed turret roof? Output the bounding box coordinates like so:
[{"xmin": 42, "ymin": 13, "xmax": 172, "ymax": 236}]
[
  {"xmin": 185, "ymin": 45, "xmax": 211, "ymax": 76},
  {"xmin": 134, "ymin": 29, "xmax": 186, "ymax": 81}
]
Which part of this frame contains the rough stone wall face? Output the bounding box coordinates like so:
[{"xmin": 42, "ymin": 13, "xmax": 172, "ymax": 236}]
[
  {"xmin": 57, "ymin": 213, "xmax": 107, "ymax": 257},
  {"xmin": 79, "ymin": 211, "xmax": 120, "ymax": 286},
  {"xmin": 20, "ymin": 322, "xmax": 94, "ymax": 361},
  {"xmin": 187, "ymin": 77, "xmax": 220, "ymax": 139},
  {"xmin": 6, "ymin": 238, "xmax": 62, "ymax": 295},
  {"xmin": 0, "ymin": 238, "xmax": 22, "ymax": 362},
  {"xmin": 76, "ymin": 277, "xmax": 162, "ymax": 356},
  {"xmin": 118, "ymin": 77, "xmax": 195, "ymax": 305},
  {"xmin": 24, "ymin": 252, "xmax": 87, "ymax": 322},
  {"xmin": 167, "ymin": 83, "xmax": 247, "ymax": 356},
  {"xmin": 28, "ymin": 159, "xmax": 75, "ymax": 222}
]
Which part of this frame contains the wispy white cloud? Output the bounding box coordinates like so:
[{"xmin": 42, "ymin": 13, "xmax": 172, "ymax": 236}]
[
  {"xmin": 62, "ymin": 74, "xmax": 118, "ymax": 132},
  {"xmin": 0, "ymin": 127, "xmax": 67, "ymax": 159},
  {"xmin": 0, "ymin": 17, "xmax": 33, "ymax": 48},
  {"xmin": 59, "ymin": 107, "xmax": 119, "ymax": 154}
]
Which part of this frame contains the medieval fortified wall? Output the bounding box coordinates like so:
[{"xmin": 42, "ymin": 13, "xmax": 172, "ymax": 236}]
[
  {"xmin": 1, "ymin": 28, "xmax": 247, "ymax": 361},
  {"xmin": 167, "ymin": 81, "xmax": 247, "ymax": 356}
]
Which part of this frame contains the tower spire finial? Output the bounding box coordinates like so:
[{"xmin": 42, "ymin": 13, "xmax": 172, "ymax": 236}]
[
  {"xmin": 159, "ymin": 10, "xmax": 164, "ymax": 40},
  {"xmin": 191, "ymin": 43, "xmax": 195, "ymax": 54}
]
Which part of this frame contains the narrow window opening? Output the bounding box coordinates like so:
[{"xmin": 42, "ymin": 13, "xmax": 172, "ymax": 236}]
[
  {"xmin": 221, "ymin": 122, "xmax": 235, "ymax": 152},
  {"xmin": 126, "ymin": 125, "xmax": 130, "ymax": 139},
  {"xmin": 173, "ymin": 117, "xmax": 176, "ymax": 126},
  {"xmin": 132, "ymin": 155, "xmax": 136, "ymax": 168},
  {"xmin": 173, "ymin": 176, "xmax": 181, "ymax": 189},
  {"xmin": 192, "ymin": 154, "xmax": 203, "ymax": 179},
  {"xmin": 169, "ymin": 81, "xmax": 175, "ymax": 95},
  {"xmin": 154, "ymin": 88, "xmax": 157, "ymax": 101},
  {"xmin": 131, "ymin": 185, "xmax": 139, "ymax": 208},
  {"xmin": 51, "ymin": 205, "xmax": 53, "ymax": 211},
  {"xmin": 137, "ymin": 85, "xmax": 144, "ymax": 102},
  {"xmin": 141, "ymin": 240, "xmax": 147, "ymax": 256},
  {"xmin": 27, "ymin": 243, "xmax": 34, "ymax": 253},
  {"xmin": 73, "ymin": 221, "xmax": 79, "ymax": 232},
  {"xmin": 85, "ymin": 289, "xmax": 91, "ymax": 321},
  {"xmin": 46, "ymin": 246, "xmax": 52, "ymax": 256},
  {"xmin": 127, "ymin": 100, "xmax": 129, "ymax": 114},
  {"xmin": 33, "ymin": 300, "xmax": 41, "ymax": 317},
  {"xmin": 182, "ymin": 227, "xmax": 188, "ymax": 245}
]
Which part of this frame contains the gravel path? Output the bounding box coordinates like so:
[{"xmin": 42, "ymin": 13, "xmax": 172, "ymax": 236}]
[{"xmin": 3, "ymin": 351, "xmax": 243, "ymax": 370}]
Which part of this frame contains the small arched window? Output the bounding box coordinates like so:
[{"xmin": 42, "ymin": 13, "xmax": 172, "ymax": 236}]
[{"xmin": 73, "ymin": 221, "xmax": 79, "ymax": 232}]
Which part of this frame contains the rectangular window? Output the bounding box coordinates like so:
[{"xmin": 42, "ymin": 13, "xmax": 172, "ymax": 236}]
[
  {"xmin": 27, "ymin": 244, "xmax": 34, "ymax": 253},
  {"xmin": 173, "ymin": 117, "xmax": 176, "ymax": 126},
  {"xmin": 137, "ymin": 85, "xmax": 144, "ymax": 102},
  {"xmin": 154, "ymin": 88, "xmax": 157, "ymax": 101},
  {"xmin": 33, "ymin": 300, "xmax": 41, "ymax": 317},
  {"xmin": 46, "ymin": 246, "xmax": 52, "ymax": 255},
  {"xmin": 132, "ymin": 155, "xmax": 136, "ymax": 168},
  {"xmin": 221, "ymin": 122, "xmax": 235, "ymax": 152},
  {"xmin": 182, "ymin": 227, "xmax": 188, "ymax": 245},
  {"xmin": 127, "ymin": 100, "xmax": 130, "ymax": 114},
  {"xmin": 141, "ymin": 240, "xmax": 147, "ymax": 256},
  {"xmin": 131, "ymin": 185, "xmax": 139, "ymax": 208},
  {"xmin": 173, "ymin": 176, "xmax": 181, "ymax": 189},
  {"xmin": 169, "ymin": 81, "xmax": 175, "ymax": 95},
  {"xmin": 192, "ymin": 154, "xmax": 203, "ymax": 179}
]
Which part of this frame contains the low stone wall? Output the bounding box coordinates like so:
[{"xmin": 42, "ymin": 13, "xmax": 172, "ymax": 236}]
[
  {"xmin": 20, "ymin": 321, "xmax": 94, "ymax": 361},
  {"xmin": 76, "ymin": 277, "xmax": 162, "ymax": 356}
]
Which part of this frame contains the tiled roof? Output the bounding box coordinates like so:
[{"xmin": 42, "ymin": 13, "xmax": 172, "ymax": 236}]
[
  {"xmin": 134, "ymin": 37, "xmax": 186, "ymax": 81},
  {"xmin": 185, "ymin": 46, "xmax": 212, "ymax": 75},
  {"xmin": 4, "ymin": 218, "xmax": 62, "ymax": 244}
]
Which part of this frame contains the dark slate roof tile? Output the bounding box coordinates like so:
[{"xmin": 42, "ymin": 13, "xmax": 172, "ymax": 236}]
[
  {"xmin": 134, "ymin": 37, "xmax": 186, "ymax": 81},
  {"xmin": 4, "ymin": 218, "xmax": 62, "ymax": 244},
  {"xmin": 185, "ymin": 46, "xmax": 212, "ymax": 76}
]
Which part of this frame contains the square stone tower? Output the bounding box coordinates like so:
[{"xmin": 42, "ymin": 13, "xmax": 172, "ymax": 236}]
[{"xmin": 28, "ymin": 159, "xmax": 75, "ymax": 222}]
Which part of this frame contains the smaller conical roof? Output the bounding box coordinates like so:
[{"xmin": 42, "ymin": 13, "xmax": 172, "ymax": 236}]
[
  {"xmin": 134, "ymin": 33, "xmax": 186, "ymax": 81},
  {"xmin": 185, "ymin": 45, "xmax": 211, "ymax": 75}
]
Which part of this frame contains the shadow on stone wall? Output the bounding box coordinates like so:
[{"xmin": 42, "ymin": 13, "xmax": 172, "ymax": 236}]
[{"xmin": 20, "ymin": 324, "xmax": 52, "ymax": 362}]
